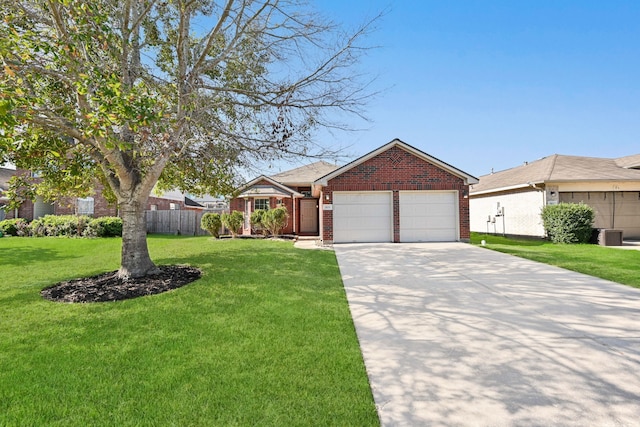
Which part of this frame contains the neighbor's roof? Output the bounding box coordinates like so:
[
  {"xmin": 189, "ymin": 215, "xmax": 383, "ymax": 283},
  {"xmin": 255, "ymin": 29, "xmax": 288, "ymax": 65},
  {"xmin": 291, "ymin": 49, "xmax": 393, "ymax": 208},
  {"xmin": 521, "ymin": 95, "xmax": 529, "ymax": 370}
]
[
  {"xmin": 471, "ymin": 154, "xmax": 640, "ymax": 195},
  {"xmin": 314, "ymin": 138, "xmax": 479, "ymax": 186},
  {"xmin": 270, "ymin": 160, "xmax": 339, "ymax": 185}
]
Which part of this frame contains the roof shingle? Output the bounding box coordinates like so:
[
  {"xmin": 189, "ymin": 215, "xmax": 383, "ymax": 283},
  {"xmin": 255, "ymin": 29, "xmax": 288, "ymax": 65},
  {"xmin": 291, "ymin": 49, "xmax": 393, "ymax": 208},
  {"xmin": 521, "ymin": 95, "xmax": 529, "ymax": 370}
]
[{"xmin": 471, "ymin": 154, "xmax": 640, "ymax": 194}]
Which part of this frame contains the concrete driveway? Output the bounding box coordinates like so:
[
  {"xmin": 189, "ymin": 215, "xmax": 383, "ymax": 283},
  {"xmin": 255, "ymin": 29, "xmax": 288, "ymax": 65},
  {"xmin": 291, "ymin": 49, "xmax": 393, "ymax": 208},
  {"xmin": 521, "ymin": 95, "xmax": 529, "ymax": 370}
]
[{"xmin": 334, "ymin": 243, "xmax": 640, "ymax": 426}]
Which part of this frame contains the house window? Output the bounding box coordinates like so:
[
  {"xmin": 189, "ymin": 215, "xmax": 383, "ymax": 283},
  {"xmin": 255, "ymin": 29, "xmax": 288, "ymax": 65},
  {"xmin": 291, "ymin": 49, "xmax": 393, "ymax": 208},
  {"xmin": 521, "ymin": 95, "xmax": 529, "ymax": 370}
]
[
  {"xmin": 77, "ymin": 197, "xmax": 94, "ymax": 215},
  {"xmin": 150, "ymin": 205, "xmax": 158, "ymax": 211},
  {"xmin": 169, "ymin": 203, "xmax": 179, "ymax": 210},
  {"xmin": 254, "ymin": 198, "xmax": 270, "ymax": 210}
]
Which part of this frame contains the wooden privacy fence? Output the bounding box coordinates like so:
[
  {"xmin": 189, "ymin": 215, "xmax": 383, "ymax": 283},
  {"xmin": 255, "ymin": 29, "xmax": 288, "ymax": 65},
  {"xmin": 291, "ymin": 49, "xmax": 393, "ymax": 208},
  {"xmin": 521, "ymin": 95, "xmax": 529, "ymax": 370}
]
[{"xmin": 145, "ymin": 210, "xmax": 227, "ymax": 236}]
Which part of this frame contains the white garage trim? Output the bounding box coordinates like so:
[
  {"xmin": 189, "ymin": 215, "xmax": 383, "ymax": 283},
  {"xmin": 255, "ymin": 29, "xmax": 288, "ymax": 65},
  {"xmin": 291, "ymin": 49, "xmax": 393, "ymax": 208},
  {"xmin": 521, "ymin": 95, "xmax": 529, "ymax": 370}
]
[
  {"xmin": 399, "ymin": 191, "xmax": 458, "ymax": 242},
  {"xmin": 333, "ymin": 191, "xmax": 393, "ymax": 243}
]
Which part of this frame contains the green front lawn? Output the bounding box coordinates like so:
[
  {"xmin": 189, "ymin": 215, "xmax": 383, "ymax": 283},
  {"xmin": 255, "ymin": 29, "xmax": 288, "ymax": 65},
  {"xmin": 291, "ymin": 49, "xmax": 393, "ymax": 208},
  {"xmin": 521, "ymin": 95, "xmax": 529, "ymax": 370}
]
[
  {"xmin": 471, "ymin": 232, "xmax": 640, "ymax": 289},
  {"xmin": 0, "ymin": 236, "xmax": 378, "ymax": 426}
]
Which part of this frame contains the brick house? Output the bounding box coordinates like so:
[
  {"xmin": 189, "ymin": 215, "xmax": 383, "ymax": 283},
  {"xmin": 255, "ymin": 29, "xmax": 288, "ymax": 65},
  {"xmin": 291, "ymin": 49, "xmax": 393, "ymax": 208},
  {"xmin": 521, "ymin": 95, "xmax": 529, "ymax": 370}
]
[
  {"xmin": 230, "ymin": 139, "xmax": 478, "ymax": 243},
  {"xmin": 229, "ymin": 161, "xmax": 339, "ymax": 236},
  {"xmin": 0, "ymin": 167, "xmax": 192, "ymax": 220}
]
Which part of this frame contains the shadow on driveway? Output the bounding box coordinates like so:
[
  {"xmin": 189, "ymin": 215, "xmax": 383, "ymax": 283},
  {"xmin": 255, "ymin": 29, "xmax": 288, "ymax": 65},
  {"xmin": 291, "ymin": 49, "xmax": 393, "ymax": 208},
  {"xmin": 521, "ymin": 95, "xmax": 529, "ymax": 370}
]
[{"xmin": 335, "ymin": 242, "xmax": 640, "ymax": 426}]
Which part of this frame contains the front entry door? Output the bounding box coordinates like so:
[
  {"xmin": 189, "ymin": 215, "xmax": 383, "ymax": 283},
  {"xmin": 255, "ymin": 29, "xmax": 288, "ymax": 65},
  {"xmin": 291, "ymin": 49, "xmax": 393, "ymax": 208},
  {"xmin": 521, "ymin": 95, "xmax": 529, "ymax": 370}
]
[{"xmin": 299, "ymin": 199, "xmax": 319, "ymax": 234}]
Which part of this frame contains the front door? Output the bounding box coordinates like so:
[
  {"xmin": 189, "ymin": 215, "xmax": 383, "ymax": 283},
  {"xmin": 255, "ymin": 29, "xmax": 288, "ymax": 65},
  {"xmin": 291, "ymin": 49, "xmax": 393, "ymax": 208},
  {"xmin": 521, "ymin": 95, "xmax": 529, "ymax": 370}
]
[{"xmin": 299, "ymin": 198, "xmax": 319, "ymax": 235}]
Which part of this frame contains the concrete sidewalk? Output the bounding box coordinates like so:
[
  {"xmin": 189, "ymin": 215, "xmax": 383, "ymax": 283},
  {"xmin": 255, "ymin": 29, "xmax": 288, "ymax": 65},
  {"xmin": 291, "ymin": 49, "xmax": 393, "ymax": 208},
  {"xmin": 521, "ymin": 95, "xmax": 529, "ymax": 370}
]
[{"xmin": 335, "ymin": 243, "xmax": 640, "ymax": 426}]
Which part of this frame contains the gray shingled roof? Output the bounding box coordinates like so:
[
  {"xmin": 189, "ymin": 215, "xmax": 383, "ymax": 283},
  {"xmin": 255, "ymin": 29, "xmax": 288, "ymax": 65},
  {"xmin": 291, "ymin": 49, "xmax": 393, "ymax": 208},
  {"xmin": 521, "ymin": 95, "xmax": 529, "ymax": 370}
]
[
  {"xmin": 471, "ymin": 154, "xmax": 640, "ymax": 194},
  {"xmin": 270, "ymin": 161, "xmax": 339, "ymax": 185}
]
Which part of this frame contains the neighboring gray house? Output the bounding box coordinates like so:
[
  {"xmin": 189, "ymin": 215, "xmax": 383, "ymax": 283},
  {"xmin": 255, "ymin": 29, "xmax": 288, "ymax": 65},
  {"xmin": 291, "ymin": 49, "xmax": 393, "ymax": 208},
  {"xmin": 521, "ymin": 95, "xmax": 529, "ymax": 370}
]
[{"xmin": 470, "ymin": 154, "xmax": 640, "ymax": 239}]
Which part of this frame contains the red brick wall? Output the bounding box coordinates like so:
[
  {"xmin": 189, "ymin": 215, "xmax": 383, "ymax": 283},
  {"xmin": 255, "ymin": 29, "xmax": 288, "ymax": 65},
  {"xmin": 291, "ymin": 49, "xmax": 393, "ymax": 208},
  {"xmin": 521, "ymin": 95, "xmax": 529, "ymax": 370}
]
[
  {"xmin": 228, "ymin": 195, "xmax": 295, "ymax": 235},
  {"xmin": 321, "ymin": 146, "xmax": 471, "ymax": 242}
]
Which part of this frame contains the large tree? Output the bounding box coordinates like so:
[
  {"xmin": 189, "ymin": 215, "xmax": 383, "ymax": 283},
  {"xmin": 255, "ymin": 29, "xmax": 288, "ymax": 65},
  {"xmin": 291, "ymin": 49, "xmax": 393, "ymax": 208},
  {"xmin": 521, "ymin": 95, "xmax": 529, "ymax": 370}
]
[{"xmin": 0, "ymin": 0, "xmax": 374, "ymax": 278}]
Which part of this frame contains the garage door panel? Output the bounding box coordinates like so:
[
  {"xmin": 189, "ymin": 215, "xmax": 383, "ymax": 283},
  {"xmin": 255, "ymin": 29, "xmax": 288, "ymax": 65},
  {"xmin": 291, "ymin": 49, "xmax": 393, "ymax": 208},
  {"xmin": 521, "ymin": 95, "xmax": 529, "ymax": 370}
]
[
  {"xmin": 333, "ymin": 192, "xmax": 392, "ymax": 243},
  {"xmin": 400, "ymin": 191, "xmax": 457, "ymax": 242}
]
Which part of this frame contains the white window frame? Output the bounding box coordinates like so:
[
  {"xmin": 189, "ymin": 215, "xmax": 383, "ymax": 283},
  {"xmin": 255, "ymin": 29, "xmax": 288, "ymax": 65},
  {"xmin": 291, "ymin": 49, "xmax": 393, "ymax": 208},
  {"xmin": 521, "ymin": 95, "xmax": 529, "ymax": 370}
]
[
  {"xmin": 254, "ymin": 198, "xmax": 270, "ymax": 211},
  {"xmin": 77, "ymin": 197, "xmax": 95, "ymax": 215}
]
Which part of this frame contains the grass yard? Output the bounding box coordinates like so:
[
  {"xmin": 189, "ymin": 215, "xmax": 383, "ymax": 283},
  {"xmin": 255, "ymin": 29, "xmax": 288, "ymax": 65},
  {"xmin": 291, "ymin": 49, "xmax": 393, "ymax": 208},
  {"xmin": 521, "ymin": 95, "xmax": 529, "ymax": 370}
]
[
  {"xmin": 471, "ymin": 232, "xmax": 640, "ymax": 289},
  {"xmin": 0, "ymin": 236, "xmax": 378, "ymax": 426}
]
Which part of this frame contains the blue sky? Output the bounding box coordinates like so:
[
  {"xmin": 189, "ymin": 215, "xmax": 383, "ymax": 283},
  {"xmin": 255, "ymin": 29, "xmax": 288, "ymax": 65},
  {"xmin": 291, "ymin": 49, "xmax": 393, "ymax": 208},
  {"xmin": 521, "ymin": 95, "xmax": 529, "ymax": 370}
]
[{"xmin": 302, "ymin": 0, "xmax": 640, "ymax": 177}]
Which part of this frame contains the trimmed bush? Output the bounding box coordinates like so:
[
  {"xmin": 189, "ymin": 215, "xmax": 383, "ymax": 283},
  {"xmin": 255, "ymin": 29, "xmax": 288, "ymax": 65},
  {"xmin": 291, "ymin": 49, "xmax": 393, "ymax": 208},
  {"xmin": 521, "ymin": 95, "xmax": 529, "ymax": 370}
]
[
  {"xmin": 221, "ymin": 211, "xmax": 244, "ymax": 238},
  {"xmin": 0, "ymin": 218, "xmax": 29, "ymax": 236},
  {"xmin": 29, "ymin": 215, "xmax": 91, "ymax": 237},
  {"xmin": 84, "ymin": 217, "xmax": 123, "ymax": 237},
  {"xmin": 541, "ymin": 203, "xmax": 595, "ymax": 243},
  {"xmin": 261, "ymin": 206, "xmax": 289, "ymax": 236},
  {"xmin": 200, "ymin": 212, "xmax": 222, "ymax": 238},
  {"xmin": 250, "ymin": 209, "xmax": 267, "ymax": 235}
]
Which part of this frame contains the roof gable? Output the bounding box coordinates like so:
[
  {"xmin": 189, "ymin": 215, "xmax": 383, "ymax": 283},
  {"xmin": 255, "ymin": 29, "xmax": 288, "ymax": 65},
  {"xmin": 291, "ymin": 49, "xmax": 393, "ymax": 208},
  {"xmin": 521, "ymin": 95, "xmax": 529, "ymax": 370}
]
[
  {"xmin": 314, "ymin": 138, "xmax": 478, "ymax": 185},
  {"xmin": 235, "ymin": 175, "xmax": 303, "ymax": 198}
]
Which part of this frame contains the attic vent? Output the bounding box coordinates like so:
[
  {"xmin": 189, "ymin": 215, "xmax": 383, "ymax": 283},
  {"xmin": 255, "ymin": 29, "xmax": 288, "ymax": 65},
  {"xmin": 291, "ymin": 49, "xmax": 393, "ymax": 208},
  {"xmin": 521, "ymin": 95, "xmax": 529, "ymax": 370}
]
[{"xmin": 389, "ymin": 151, "xmax": 403, "ymax": 165}]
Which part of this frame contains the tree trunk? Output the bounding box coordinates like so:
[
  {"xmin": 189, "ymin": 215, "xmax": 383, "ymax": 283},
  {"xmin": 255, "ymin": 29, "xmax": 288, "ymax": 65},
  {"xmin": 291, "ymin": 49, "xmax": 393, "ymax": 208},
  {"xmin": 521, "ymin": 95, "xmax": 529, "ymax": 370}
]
[{"xmin": 118, "ymin": 200, "xmax": 160, "ymax": 279}]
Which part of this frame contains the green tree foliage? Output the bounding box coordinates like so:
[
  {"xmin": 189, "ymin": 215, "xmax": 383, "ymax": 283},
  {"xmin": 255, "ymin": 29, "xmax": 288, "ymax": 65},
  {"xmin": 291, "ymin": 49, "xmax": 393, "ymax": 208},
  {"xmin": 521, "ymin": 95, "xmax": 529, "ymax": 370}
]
[
  {"xmin": 0, "ymin": 1, "xmax": 376, "ymax": 278},
  {"xmin": 262, "ymin": 206, "xmax": 289, "ymax": 236},
  {"xmin": 221, "ymin": 211, "xmax": 244, "ymax": 238},
  {"xmin": 200, "ymin": 212, "xmax": 222, "ymax": 238},
  {"xmin": 541, "ymin": 203, "xmax": 595, "ymax": 243}
]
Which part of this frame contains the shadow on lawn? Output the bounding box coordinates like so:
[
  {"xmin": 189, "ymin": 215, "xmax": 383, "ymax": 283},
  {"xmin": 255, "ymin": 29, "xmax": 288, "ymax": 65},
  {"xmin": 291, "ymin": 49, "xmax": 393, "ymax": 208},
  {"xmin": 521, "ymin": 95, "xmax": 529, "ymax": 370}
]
[{"xmin": 0, "ymin": 246, "xmax": 76, "ymax": 266}]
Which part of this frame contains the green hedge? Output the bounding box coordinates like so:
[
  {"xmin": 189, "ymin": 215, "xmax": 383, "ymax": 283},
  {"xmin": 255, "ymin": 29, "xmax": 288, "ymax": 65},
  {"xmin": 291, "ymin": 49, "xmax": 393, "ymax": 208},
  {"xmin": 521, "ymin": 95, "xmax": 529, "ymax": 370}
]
[
  {"xmin": 541, "ymin": 203, "xmax": 595, "ymax": 243},
  {"xmin": 85, "ymin": 217, "xmax": 123, "ymax": 237},
  {"xmin": 29, "ymin": 215, "xmax": 92, "ymax": 237},
  {"xmin": 0, "ymin": 216, "xmax": 122, "ymax": 237},
  {"xmin": 0, "ymin": 218, "xmax": 30, "ymax": 236}
]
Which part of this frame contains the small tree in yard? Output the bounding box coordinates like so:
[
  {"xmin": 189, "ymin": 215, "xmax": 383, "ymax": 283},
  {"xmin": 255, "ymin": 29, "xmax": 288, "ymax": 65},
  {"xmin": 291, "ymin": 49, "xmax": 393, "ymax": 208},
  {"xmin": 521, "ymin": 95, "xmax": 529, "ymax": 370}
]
[
  {"xmin": 221, "ymin": 211, "xmax": 243, "ymax": 238},
  {"xmin": 0, "ymin": 1, "xmax": 377, "ymax": 279},
  {"xmin": 541, "ymin": 203, "xmax": 595, "ymax": 244},
  {"xmin": 200, "ymin": 212, "xmax": 222, "ymax": 238},
  {"xmin": 262, "ymin": 206, "xmax": 289, "ymax": 237}
]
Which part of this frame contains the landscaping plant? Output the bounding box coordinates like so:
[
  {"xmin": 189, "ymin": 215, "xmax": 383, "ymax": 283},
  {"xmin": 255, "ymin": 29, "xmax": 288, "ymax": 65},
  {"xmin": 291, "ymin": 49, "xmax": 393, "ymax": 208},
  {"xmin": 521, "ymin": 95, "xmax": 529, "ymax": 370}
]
[
  {"xmin": 261, "ymin": 206, "xmax": 290, "ymax": 236},
  {"xmin": 221, "ymin": 211, "xmax": 244, "ymax": 238},
  {"xmin": 541, "ymin": 202, "xmax": 595, "ymax": 243},
  {"xmin": 200, "ymin": 212, "xmax": 222, "ymax": 238},
  {"xmin": 249, "ymin": 209, "xmax": 267, "ymax": 235}
]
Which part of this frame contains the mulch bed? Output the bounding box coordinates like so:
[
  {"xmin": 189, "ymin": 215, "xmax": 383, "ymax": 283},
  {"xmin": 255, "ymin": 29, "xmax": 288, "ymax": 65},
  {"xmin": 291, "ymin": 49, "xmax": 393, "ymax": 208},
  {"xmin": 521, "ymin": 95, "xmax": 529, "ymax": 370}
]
[{"xmin": 41, "ymin": 265, "xmax": 202, "ymax": 303}]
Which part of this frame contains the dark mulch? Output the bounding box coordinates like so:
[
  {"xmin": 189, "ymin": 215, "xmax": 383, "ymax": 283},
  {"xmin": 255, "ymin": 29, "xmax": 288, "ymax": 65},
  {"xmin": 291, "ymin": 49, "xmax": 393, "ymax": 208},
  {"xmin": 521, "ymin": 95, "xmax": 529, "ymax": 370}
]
[{"xmin": 41, "ymin": 265, "xmax": 202, "ymax": 303}]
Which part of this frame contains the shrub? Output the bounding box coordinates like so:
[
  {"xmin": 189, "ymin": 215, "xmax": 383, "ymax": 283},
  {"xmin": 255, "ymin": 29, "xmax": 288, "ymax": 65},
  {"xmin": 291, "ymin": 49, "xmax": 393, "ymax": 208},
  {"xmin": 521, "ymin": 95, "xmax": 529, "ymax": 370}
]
[
  {"xmin": 29, "ymin": 215, "xmax": 91, "ymax": 237},
  {"xmin": 261, "ymin": 206, "xmax": 289, "ymax": 236},
  {"xmin": 221, "ymin": 211, "xmax": 244, "ymax": 238},
  {"xmin": 249, "ymin": 209, "xmax": 267, "ymax": 235},
  {"xmin": 541, "ymin": 203, "xmax": 595, "ymax": 243},
  {"xmin": 84, "ymin": 217, "xmax": 123, "ymax": 237},
  {"xmin": 0, "ymin": 218, "xmax": 29, "ymax": 236},
  {"xmin": 200, "ymin": 212, "xmax": 222, "ymax": 238}
]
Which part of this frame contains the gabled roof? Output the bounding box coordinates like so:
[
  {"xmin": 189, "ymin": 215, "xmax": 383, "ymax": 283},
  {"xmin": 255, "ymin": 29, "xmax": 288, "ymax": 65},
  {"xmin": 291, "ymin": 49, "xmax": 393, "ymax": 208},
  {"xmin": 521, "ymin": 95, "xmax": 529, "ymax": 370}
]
[
  {"xmin": 236, "ymin": 175, "xmax": 304, "ymax": 198},
  {"xmin": 184, "ymin": 196, "xmax": 205, "ymax": 208},
  {"xmin": 270, "ymin": 160, "xmax": 339, "ymax": 185},
  {"xmin": 615, "ymin": 154, "xmax": 640, "ymax": 169},
  {"xmin": 314, "ymin": 138, "xmax": 479, "ymax": 186},
  {"xmin": 471, "ymin": 154, "xmax": 640, "ymax": 195}
]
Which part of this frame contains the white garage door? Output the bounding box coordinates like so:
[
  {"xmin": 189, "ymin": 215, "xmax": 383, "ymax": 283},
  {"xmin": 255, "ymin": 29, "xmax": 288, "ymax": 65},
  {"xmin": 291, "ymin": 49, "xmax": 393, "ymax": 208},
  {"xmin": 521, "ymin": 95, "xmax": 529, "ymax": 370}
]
[
  {"xmin": 333, "ymin": 192, "xmax": 392, "ymax": 243},
  {"xmin": 400, "ymin": 191, "xmax": 458, "ymax": 242}
]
